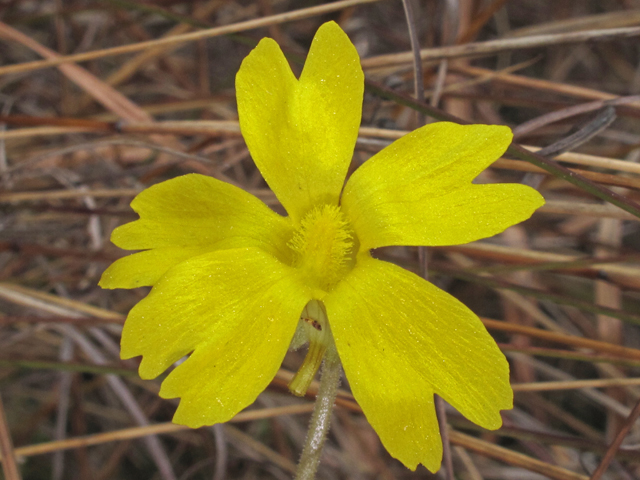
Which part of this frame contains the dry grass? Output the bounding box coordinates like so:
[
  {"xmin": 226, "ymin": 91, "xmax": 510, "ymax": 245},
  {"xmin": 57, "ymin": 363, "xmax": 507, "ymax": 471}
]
[{"xmin": 1, "ymin": 0, "xmax": 640, "ymax": 479}]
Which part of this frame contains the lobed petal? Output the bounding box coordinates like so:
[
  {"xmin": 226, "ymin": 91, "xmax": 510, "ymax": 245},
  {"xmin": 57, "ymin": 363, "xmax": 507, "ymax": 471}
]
[
  {"xmin": 111, "ymin": 174, "xmax": 292, "ymax": 254},
  {"xmin": 236, "ymin": 21, "xmax": 363, "ymax": 222},
  {"xmin": 324, "ymin": 256, "xmax": 512, "ymax": 471},
  {"xmin": 100, "ymin": 246, "xmax": 215, "ymax": 289},
  {"xmin": 342, "ymin": 123, "xmax": 544, "ymax": 250},
  {"xmin": 100, "ymin": 233, "xmax": 281, "ymax": 289},
  {"xmin": 121, "ymin": 248, "xmax": 312, "ymax": 427}
]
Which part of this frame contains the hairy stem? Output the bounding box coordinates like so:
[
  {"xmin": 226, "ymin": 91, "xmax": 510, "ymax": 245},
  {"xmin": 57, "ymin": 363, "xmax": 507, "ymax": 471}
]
[{"xmin": 295, "ymin": 352, "xmax": 342, "ymax": 480}]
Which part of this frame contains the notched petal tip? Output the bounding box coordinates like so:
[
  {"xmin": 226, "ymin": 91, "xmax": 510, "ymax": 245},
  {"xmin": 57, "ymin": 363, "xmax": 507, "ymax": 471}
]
[
  {"xmin": 237, "ymin": 36, "xmax": 285, "ymax": 79},
  {"xmin": 102, "ymin": 174, "xmax": 293, "ymax": 267},
  {"xmin": 109, "ymin": 222, "xmax": 137, "ymax": 250},
  {"xmin": 98, "ymin": 253, "xmax": 147, "ymax": 290},
  {"xmin": 325, "ymin": 257, "xmax": 513, "ymax": 471},
  {"xmin": 236, "ymin": 21, "xmax": 363, "ymax": 221},
  {"xmin": 138, "ymin": 353, "xmax": 170, "ymax": 380},
  {"xmin": 170, "ymin": 399, "xmax": 207, "ymax": 429},
  {"xmin": 342, "ymin": 121, "xmax": 544, "ymax": 250},
  {"xmin": 98, "ymin": 268, "xmax": 116, "ymax": 290},
  {"xmin": 118, "ymin": 248, "xmax": 311, "ymax": 428},
  {"xmin": 476, "ymin": 122, "xmax": 513, "ymax": 149}
]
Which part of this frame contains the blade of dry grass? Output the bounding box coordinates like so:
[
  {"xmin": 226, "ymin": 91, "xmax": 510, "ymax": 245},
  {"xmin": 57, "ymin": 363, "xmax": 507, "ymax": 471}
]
[
  {"xmin": 507, "ymin": 9, "xmax": 640, "ymax": 37},
  {"xmin": 0, "ymin": 395, "xmax": 22, "ymax": 480},
  {"xmin": 451, "ymin": 64, "xmax": 630, "ymax": 102},
  {"xmin": 2, "ymin": 404, "xmax": 314, "ymax": 460},
  {"xmin": 87, "ymin": 0, "xmax": 224, "ymax": 95},
  {"xmin": 589, "ymin": 397, "xmax": 640, "ymax": 480},
  {"xmin": 514, "ymin": 95, "xmax": 640, "ymax": 137},
  {"xmin": 448, "ymin": 430, "xmax": 590, "ymax": 480},
  {"xmin": 0, "ymin": 0, "xmax": 384, "ymax": 77},
  {"xmin": 360, "ymin": 26, "xmax": 640, "ymax": 69},
  {"xmin": 497, "ymin": 344, "xmax": 640, "ymax": 368},
  {"xmin": 0, "ymin": 285, "xmax": 176, "ymax": 480},
  {"xmin": 483, "ymin": 318, "xmax": 640, "ymax": 361},
  {"xmin": 225, "ymin": 424, "xmax": 296, "ymax": 474},
  {"xmin": 0, "ymin": 22, "xmax": 151, "ymax": 122},
  {"xmin": 539, "ymin": 201, "xmax": 640, "ymax": 220},
  {"xmin": 445, "ymin": 244, "xmax": 640, "ymax": 285},
  {"xmin": 513, "ymin": 377, "xmax": 640, "ymax": 392},
  {"xmin": 435, "ymin": 270, "xmax": 640, "ymax": 325}
]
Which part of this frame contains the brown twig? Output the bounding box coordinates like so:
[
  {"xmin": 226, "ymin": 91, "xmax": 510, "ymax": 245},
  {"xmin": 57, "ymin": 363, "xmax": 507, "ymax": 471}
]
[
  {"xmin": 361, "ymin": 26, "xmax": 640, "ymax": 69},
  {"xmin": 513, "ymin": 95, "xmax": 640, "ymax": 138},
  {"xmin": 589, "ymin": 397, "xmax": 640, "ymax": 480},
  {"xmin": 0, "ymin": 0, "xmax": 384, "ymax": 76},
  {"xmin": 0, "ymin": 395, "xmax": 22, "ymax": 480},
  {"xmin": 449, "ymin": 430, "xmax": 589, "ymax": 480},
  {"xmin": 482, "ymin": 318, "xmax": 640, "ymax": 361}
]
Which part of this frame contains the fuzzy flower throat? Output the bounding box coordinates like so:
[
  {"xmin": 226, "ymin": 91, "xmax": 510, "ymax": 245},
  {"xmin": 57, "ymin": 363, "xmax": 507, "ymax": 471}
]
[{"xmin": 289, "ymin": 205, "xmax": 357, "ymax": 291}]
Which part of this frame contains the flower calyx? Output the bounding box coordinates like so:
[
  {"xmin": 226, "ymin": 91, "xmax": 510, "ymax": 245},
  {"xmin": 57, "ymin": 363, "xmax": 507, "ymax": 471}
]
[{"xmin": 288, "ymin": 299, "xmax": 334, "ymax": 396}]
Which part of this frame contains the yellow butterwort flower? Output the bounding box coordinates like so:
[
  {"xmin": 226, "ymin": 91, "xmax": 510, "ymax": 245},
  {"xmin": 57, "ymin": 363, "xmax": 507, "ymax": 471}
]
[{"xmin": 101, "ymin": 22, "xmax": 544, "ymax": 471}]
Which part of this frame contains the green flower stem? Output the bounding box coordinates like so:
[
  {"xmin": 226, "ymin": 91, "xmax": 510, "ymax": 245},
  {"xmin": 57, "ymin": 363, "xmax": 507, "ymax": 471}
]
[{"xmin": 295, "ymin": 352, "xmax": 342, "ymax": 480}]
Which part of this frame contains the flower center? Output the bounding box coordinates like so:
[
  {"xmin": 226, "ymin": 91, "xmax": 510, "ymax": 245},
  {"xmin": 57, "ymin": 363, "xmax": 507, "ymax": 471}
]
[{"xmin": 288, "ymin": 204, "xmax": 357, "ymax": 291}]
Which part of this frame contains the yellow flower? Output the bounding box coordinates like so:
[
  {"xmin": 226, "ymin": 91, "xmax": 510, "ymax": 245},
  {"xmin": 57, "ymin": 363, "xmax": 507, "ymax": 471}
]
[{"xmin": 100, "ymin": 22, "xmax": 544, "ymax": 472}]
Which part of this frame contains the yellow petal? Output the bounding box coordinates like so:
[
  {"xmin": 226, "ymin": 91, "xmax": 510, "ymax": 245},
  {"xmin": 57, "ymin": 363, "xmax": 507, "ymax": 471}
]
[
  {"xmin": 121, "ymin": 248, "xmax": 312, "ymax": 427},
  {"xmin": 111, "ymin": 174, "xmax": 293, "ymax": 263},
  {"xmin": 236, "ymin": 21, "xmax": 363, "ymax": 222},
  {"xmin": 100, "ymin": 233, "xmax": 286, "ymax": 289},
  {"xmin": 100, "ymin": 246, "xmax": 213, "ymax": 289},
  {"xmin": 342, "ymin": 123, "xmax": 544, "ymax": 250},
  {"xmin": 324, "ymin": 256, "xmax": 512, "ymax": 471}
]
